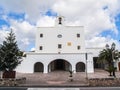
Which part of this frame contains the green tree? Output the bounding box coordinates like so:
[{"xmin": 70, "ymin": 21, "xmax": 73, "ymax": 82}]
[
  {"xmin": 98, "ymin": 43, "xmax": 119, "ymax": 76},
  {"xmin": 0, "ymin": 30, "xmax": 22, "ymax": 72}
]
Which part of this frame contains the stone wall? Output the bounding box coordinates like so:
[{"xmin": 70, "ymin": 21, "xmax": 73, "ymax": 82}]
[
  {"xmin": 89, "ymin": 78, "xmax": 120, "ymax": 86},
  {"xmin": 0, "ymin": 77, "xmax": 26, "ymax": 86}
]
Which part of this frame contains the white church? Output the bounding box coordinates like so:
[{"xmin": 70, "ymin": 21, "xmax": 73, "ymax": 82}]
[{"xmin": 16, "ymin": 16, "xmax": 110, "ymax": 73}]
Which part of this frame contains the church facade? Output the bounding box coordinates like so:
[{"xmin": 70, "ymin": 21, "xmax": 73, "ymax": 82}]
[{"xmin": 17, "ymin": 16, "xmax": 105, "ymax": 73}]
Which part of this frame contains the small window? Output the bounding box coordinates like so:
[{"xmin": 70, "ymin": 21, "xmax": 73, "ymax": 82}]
[
  {"xmin": 39, "ymin": 46, "xmax": 43, "ymax": 50},
  {"xmin": 40, "ymin": 34, "xmax": 43, "ymax": 37},
  {"xmin": 57, "ymin": 34, "xmax": 62, "ymax": 38},
  {"xmin": 77, "ymin": 34, "xmax": 80, "ymax": 38},
  {"xmin": 58, "ymin": 44, "xmax": 62, "ymax": 49},
  {"xmin": 77, "ymin": 46, "xmax": 81, "ymax": 50}
]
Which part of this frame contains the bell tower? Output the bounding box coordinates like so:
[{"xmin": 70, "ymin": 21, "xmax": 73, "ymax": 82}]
[{"xmin": 55, "ymin": 16, "xmax": 65, "ymax": 26}]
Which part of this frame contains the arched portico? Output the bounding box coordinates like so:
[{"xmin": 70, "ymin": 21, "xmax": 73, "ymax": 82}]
[
  {"xmin": 34, "ymin": 62, "xmax": 44, "ymax": 72},
  {"xmin": 48, "ymin": 59, "xmax": 72, "ymax": 72},
  {"xmin": 76, "ymin": 62, "xmax": 85, "ymax": 72}
]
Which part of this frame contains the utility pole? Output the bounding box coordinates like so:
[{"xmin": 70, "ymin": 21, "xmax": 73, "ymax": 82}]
[{"xmin": 85, "ymin": 53, "xmax": 88, "ymax": 80}]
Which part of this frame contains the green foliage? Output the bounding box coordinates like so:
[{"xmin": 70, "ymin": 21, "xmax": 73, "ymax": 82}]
[
  {"xmin": 106, "ymin": 66, "xmax": 117, "ymax": 76},
  {"xmin": 98, "ymin": 43, "xmax": 119, "ymax": 66},
  {"xmin": 97, "ymin": 43, "xmax": 119, "ymax": 76},
  {"xmin": 106, "ymin": 65, "xmax": 114, "ymax": 76},
  {"xmin": 0, "ymin": 30, "xmax": 22, "ymax": 71},
  {"xmin": 98, "ymin": 49, "xmax": 113, "ymax": 65}
]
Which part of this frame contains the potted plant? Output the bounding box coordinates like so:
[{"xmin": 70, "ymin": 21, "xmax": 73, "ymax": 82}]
[
  {"xmin": 69, "ymin": 70, "xmax": 74, "ymax": 82},
  {"xmin": 0, "ymin": 30, "xmax": 22, "ymax": 78}
]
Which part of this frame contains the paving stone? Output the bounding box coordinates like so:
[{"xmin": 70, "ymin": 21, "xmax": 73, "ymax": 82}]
[{"xmin": 15, "ymin": 69, "xmax": 120, "ymax": 86}]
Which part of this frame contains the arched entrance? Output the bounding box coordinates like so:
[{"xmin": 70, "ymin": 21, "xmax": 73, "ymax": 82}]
[
  {"xmin": 34, "ymin": 62, "xmax": 44, "ymax": 72},
  {"xmin": 48, "ymin": 59, "xmax": 72, "ymax": 72},
  {"xmin": 76, "ymin": 62, "xmax": 85, "ymax": 72}
]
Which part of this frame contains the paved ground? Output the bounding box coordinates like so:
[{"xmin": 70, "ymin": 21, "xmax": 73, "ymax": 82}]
[
  {"xmin": 28, "ymin": 87, "xmax": 120, "ymax": 90},
  {"xmin": 16, "ymin": 69, "xmax": 120, "ymax": 86},
  {"xmin": 88, "ymin": 69, "xmax": 120, "ymax": 78},
  {"xmin": 1, "ymin": 87, "xmax": 120, "ymax": 90}
]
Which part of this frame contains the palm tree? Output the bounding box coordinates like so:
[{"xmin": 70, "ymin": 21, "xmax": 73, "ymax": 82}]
[{"xmin": 98, "ymin": 43, "xmax": 119, "ymax": 76}]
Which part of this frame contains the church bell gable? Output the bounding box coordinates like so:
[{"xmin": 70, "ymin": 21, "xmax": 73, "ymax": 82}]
[{"xmin": 55, "ymin": 16, "xmax": 65, "ymax": 26}]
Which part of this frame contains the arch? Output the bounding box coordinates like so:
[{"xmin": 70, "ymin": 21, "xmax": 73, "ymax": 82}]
[
  {"xmin": 34, "ymin": 62, "xmax": 44, "ymax": 72},
  {"xmin": 48, "ymin": 59, "xmax": 72, "ymax": 72},
  {"xmin": 76, "ymin": 62, "xmax": 85, "ymax": 72}
]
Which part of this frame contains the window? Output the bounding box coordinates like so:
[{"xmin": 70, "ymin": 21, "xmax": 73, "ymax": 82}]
[
  {"xmin": 39, "ymin": 46, "xmax": 43, "ymax": 50},
  {"xmin": 40, "ymin": 34, "xmax": 43, "ymax": 37},
  {"xmin": 58, "ymin": 44, "xmax": 62, "ymax": 49},
  {"xmin": 77, "ymin": 46, "xmax": 81, "ymax": 50},
  {"xmin": 77, "ymin": 34, "xmax": 80, "ymax": 38},
  {"xmin": 57, "ymin": 34, "xmax": 62, "ymax": 38}
]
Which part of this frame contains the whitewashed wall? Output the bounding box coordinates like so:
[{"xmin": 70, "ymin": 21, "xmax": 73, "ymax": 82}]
[
  {"xmin": 16, "ymin": 52, "xmax": 94, "ymax": 73},
  {"xmin": 36, "ymin": 17, "xmax": 85, "ymax": 54}
]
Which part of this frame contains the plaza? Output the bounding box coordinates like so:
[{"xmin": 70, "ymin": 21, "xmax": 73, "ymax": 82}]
[{"xmin": 16, "ymin": 69, "xmax": 120, "ymax": 86}]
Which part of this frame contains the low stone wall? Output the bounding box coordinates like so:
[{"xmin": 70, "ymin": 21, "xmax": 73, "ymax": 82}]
[
  {"xmin": 0, "ymin": 77, "xmax": 26, "ymax": 86},
  {"xmin": 89, "ymin": 78, "xmax": 120, "ymax": 86}
]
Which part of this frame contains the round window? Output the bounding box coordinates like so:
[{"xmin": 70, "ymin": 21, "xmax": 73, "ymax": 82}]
[{"xmin": 57, "ymin": 34, "xmax": 62, "ymax": 38}]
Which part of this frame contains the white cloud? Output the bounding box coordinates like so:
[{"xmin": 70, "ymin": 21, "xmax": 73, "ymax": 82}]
[
  {"xmin": 0, "ymin": 27, "xmax": 9, "ymax": 44},
  {"xmin": 52, "ymin": 0, "xmax": 119, "ymax": 37},
  {"xmin": 9, "ymin": 20, "xmax": 36, "ymax": 51},
  {"xmin": 86, "ymin": 36, "xmax": 107, "ymax": 48},
  {"xmin": 0, "ymin": 0, "xmax": 56, "ymax": 23},
  {"xmin": 36, "ymin": 16, "xmax": 55, "ymax": 27},
  {"xmin": 52, "ymin": 0, "xmax": 120, "ymax": 49},
  {"xmin": 30, "ymin": 47, "xmax": 35, "ymax": 51},
  {"xmin": 86, "ymin": 36, "xmax": 120, "ymax": 50},
  {"xmin": 0, "ymin": 0, "xmax": 120, "ymax": 51}
]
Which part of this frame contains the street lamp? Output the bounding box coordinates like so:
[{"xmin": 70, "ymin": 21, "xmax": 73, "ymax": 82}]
[
  {"xmin": 106, "ymin": 44, "xmax": 109, "ymax": 49},
  {"xmin": 111, "ymin": 43, "xmax": 115, "ymax": 50},
  {"xmin": 85, "ymin": 53, "xmax": 88, "ymax": 80},
  {"xmin": 111, "ymin": 42, "xmax": 116, "ymax": 77}
]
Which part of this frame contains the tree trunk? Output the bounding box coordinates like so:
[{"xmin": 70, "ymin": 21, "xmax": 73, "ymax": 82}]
[{"xmin": 109, "ymin": 72, "xmax": 112, "ymax": 76}]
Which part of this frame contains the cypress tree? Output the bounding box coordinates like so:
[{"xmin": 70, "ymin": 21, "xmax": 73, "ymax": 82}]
[{"xmin": 0, "ymin": 30, "xmax": 22, "ymax": 72}]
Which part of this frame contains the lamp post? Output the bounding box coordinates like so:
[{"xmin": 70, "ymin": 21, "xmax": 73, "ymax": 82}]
[
  {"xmin": 111, "ymin": 43, "xmax": 116, "ymax": 77},
  {"xmin": 106, "ymin": 44, "xmax": 109, "ymax": 49},
  {"xmin": 85, "ymin": 53, "xmax": 88, "ymax": 80}
]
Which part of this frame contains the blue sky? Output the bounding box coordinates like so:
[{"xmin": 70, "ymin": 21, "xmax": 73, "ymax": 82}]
[{"xmin": 0, "ymin": 0, "xmax": 120, "ymax": 51}]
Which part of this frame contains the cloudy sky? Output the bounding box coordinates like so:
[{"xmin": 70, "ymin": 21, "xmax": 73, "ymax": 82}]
[{"xmin": 0, "ymin": 0, "xmax": 120, "ymax": 51}]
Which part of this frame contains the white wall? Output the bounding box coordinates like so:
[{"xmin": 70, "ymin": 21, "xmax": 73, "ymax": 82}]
[
  {"xmin": 16, "ymin": 52, "xmax": 94, "ymax": 73},
  {"xmin": 116, "ymin": 58, "xmax": 120, "ymax": 71},
  {"xmin": 36, "ymin": 16, "xmax": 85, "ymax": 53},
  {"xmin": 86, "ymin": 48, "xmax": 103, "ymax": 57},
  {"xmin": 16, "ymin": 16, "xmax": 96, "ymax": 74}
]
